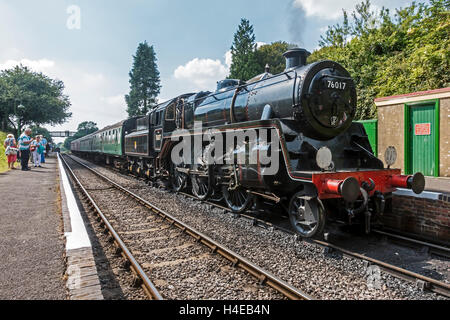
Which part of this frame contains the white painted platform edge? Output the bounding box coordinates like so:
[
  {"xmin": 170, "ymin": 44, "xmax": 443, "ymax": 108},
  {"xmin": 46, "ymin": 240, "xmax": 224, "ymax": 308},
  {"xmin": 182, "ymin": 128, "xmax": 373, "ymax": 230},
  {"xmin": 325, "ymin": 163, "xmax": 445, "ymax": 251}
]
[
  {"xmin": 394, "ymin": 188, "xmax": 442, "ymax": 200},
  {"xmin": 58, "ymin": 157, "xmax": 92, "ymax": 251}
]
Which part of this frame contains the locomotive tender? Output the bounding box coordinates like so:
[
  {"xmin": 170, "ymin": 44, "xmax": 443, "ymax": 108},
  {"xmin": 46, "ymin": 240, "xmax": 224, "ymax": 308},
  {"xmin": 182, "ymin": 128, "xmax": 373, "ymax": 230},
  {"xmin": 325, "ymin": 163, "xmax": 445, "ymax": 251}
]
[{"xmin": 71, "ymin": 48, "xmax": 425, "ymax": 238}]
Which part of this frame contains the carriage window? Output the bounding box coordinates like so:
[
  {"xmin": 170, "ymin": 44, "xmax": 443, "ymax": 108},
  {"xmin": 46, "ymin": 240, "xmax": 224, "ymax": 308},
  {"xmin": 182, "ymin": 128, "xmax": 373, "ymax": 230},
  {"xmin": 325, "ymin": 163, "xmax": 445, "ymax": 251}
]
[{"xmin": 165, "ymin": 104, "xmax": 175, "ymax": 120}]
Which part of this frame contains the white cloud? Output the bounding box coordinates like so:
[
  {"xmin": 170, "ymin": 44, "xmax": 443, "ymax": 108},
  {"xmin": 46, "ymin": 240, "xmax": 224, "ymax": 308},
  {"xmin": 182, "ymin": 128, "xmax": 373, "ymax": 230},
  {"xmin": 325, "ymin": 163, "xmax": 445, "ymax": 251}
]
[
  {"xmin": 174, "ymin": 57, "xmax": 228, "ymax": 91},
  {"xmin": 81, "ymin": 73, "xmax": 105, "ymax": 88},
  {"xmin": 256, "ymin": 42, "xmax": 268, "ymax": 49},
  {"xmin": 293, "ymin": 0, "xmax": 411, "ymax": 20},
  {"xmin": 0, "ymin": 58, "xmax": 55, "ymax": 73},
  {"xmin": 224, "ymin": 50, "xmax": 232, "ymax": 71},
  {"xmin": 100, "ymin": 94, "xmax": 125, "ymax": 106}
]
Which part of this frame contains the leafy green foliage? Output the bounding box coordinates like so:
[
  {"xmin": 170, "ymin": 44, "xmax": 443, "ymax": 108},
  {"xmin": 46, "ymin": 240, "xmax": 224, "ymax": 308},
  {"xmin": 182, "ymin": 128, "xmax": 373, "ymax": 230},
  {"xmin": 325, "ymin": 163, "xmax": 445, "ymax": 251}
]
[
  {"xmin": 0, "ymin": 65, "xmax": 71, "ymax": 133},
  {"xmin": 229, "ymin": 19, "xmax": 260, "ymax": 81},
  {"xmin": 64, "ymin": 121, "xmax": 98, "ymax": 150},
  {"xmin": 309, "ymin": 0, "xmax": 450, "ymax": 120},
  {"xmin": 76, "ymin": 121, "xmax": 98, "ymax": 137},
  {"xmin": 255, "ymin": 41, "xmax": 292, "ymax": 75},
  {"xmin": 125, "ymin": 41, "xmax": 161, "ymax": 117}
]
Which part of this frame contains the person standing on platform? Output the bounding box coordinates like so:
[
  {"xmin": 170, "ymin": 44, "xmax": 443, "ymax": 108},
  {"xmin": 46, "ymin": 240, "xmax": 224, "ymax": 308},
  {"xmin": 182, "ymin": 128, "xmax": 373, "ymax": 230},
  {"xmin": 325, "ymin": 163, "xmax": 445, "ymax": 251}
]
[
  {"xmin": 18, "ymin": 128, "xmax": 33, "ymax": 171},
  {"xmin": 31, "ymin": 135, "xmax": 44, "ymax": 168},
  {"xmin": 40, "ymin": 135, "xmax": 48, "ymax": 163},
  {"xmin": 46, "ymin": 141, "xmax": 51, "ymax": 157},
  {"xmin": 3, "ymin": 134, "xmax": 18, "ymax": 170}
]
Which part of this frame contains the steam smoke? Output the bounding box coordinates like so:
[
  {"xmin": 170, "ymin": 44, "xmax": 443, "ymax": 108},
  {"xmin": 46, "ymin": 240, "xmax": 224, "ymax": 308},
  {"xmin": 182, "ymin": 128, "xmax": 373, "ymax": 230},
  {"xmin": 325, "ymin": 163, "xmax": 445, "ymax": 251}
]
[{"xmin": 287, "ymin": 1, "xmax": 307, "ymax": 48}]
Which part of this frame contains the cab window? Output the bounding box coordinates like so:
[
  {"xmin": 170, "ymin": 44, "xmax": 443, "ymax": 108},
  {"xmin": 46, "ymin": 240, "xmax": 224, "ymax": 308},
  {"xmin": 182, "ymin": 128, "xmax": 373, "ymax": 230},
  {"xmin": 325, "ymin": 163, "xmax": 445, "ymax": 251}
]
[{"xmin": 165, "ymin": 104, "xmax": 175, "ymax": 120}]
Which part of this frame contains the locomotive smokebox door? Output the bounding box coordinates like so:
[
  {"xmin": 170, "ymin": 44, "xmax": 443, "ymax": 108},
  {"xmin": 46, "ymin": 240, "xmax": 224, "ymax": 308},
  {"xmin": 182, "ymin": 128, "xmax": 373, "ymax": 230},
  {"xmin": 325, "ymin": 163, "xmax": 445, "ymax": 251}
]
[{"xmin": 297, "ymin": 60, "xmax": 357, "ymax": 140}]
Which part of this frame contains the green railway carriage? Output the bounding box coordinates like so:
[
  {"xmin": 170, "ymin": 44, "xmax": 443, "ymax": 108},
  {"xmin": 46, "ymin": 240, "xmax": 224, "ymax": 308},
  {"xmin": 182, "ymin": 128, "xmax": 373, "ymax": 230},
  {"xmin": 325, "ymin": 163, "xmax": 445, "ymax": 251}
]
[
  {"xmin": 71, "ymin": 121, "xmax": 125, "ymax": 158},
  {"xmin": 98, "ymin": 122, "xmax": 124, "ymax": 156},
  {"xmin": 71, "ymin": 119, "xmax": 140, "ymax": 167}
]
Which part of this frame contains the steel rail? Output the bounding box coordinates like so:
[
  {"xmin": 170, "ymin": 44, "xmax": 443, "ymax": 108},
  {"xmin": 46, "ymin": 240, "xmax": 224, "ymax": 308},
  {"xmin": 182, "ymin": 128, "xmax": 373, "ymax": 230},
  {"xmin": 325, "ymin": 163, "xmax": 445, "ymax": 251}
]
[
  {"xmin": 65, "ymin": 155, "xmax": 313, "ymax": 300},
  {"xmin": 372, "ymin": 229, "xmax": 450, "ymax": 258},
  {"xmin": 59, "ymin": 154, "xmax": 163, "ymax": 300},
  {"xmin": 178, "ymin": 193, "xmax": 450, "ymax": 298}
]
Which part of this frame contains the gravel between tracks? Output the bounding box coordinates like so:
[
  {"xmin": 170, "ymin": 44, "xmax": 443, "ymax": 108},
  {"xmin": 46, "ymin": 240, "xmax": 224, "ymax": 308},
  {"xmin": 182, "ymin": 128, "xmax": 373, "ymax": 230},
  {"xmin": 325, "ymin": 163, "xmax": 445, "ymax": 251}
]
[
  {"xmin": 66, "ymin": 157, "xmax": 286, "ymax": 300},
  {"xmin": 71, "ymin": 156, "xmax": 447, "ymax": 300}
]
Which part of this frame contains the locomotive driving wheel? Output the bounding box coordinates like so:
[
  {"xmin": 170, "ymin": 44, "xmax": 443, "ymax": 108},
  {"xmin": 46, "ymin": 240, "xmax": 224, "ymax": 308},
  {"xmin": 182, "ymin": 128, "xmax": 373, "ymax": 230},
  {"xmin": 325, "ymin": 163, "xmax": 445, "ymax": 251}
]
[
  {"xmin": 190, "ymin": 146, "xmax": 213, "ymax": 200},
  {"xmin": 170, "ymin": 162, "xmax": 188, "ymax": 192},
  {"xmin": 222, "ymin": 186, "xmax": 253, "ymax": 213},
  {"xmin": 288, "ymin": 192, "xmax": 325, "ymax": 238},
  {"xmin": 191, "ymin": 164, "xmax": 212, "ymax": 200}
]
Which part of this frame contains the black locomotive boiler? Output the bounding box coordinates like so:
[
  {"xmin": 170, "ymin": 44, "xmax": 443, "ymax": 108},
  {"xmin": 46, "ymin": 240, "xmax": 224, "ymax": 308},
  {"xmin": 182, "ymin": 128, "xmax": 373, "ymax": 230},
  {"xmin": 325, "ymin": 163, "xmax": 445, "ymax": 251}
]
[{"xmin": 72, "ymin": 48, "xmax": 425, "ymax": 238}]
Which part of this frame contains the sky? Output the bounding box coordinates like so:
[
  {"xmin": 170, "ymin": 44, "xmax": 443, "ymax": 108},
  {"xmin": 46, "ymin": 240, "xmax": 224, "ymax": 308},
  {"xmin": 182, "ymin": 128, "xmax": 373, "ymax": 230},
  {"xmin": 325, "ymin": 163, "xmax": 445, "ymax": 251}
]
[{"xmin": 0, "ymin": 0, "xmax": 416, "ymax": 141}]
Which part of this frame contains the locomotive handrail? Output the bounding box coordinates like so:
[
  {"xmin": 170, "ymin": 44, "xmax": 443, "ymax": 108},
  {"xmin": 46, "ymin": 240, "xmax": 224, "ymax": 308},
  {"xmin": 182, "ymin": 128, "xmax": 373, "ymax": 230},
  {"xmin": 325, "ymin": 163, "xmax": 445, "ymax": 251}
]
[
  {"xmin": 292, "ymin": 70, "xmax": 298, "ymax": 106},
  {"xmin": 230, "ymin": 86, "xmax": 242, "ymax": 123},
  {"xmin": 318, "ymin": 74, "xmax": 353, "ymax": 81}
]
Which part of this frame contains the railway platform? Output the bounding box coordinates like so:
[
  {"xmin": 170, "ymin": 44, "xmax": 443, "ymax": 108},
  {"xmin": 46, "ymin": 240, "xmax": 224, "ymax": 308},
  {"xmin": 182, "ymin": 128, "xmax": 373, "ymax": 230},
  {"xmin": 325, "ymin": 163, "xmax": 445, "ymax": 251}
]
[
  {"xmin": 0, "ymin": 155, "xmax": 103, "ymax": 300},
  {"xmin": 425, "ymin": 177, "xmax": 450, "ymax": 194}
]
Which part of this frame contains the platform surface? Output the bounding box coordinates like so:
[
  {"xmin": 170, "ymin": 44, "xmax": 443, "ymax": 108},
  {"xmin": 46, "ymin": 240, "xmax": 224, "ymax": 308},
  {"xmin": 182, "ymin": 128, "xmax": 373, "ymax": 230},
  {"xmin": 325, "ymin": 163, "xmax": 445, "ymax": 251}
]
[
  {"xmin": 425, "ymin": 176, "xmax": 450, "ymax": 194},
  {"xmin": 0, "ymin": 157, "xmax": 67, "ymax": 299}
]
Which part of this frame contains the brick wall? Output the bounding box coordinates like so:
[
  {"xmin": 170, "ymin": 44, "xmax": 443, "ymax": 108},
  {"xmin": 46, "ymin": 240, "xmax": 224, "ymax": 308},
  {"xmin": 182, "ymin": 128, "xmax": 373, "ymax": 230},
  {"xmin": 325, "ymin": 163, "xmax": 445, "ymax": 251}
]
[{"xmin": 381, "ymin": 194, "xmax": 450, "ymax": 244}]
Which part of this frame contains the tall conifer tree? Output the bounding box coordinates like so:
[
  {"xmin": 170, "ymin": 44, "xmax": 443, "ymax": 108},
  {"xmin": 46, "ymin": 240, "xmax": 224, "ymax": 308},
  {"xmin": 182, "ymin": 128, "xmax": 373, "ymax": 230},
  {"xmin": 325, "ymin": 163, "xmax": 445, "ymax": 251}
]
[
  {"xmin": 126, "ymin": 42, "xmax": 161, "ymax": 117},
  {"xmin": 229, "ymin": 19, "xmax": 260, "ymax": 81}
]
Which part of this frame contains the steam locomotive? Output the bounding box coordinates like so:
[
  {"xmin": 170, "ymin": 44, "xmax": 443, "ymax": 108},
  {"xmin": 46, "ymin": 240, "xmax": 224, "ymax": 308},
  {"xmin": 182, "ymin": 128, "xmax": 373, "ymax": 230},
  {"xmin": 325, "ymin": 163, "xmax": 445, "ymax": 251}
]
[{"xmin": 71, "ymin": 48, "xmax": 425, "ymax": 238}]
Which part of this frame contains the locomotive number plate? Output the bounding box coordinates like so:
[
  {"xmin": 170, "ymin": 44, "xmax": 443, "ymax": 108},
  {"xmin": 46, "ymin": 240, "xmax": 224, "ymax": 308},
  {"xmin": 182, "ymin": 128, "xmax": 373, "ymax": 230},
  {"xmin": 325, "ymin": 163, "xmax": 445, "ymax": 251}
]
[{"xmin": 326, "ymin": 80, "xmax": 347, "ymax": 90}]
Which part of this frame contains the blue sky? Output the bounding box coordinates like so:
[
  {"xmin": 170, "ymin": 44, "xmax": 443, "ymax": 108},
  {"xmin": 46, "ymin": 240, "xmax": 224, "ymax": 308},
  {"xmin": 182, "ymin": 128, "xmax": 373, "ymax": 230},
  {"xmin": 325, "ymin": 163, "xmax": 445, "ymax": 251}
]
[{"xmin": 0, "ymin": 0, "xmax": 415, "ymax": 137}]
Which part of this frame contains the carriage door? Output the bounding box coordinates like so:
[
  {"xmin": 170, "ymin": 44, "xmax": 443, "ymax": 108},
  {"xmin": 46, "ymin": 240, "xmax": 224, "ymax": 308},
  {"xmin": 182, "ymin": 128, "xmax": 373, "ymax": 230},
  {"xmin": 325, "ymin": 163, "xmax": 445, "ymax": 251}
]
[{"xmin": 407, "ymin": 101, "xmax": 439, "ymax": 177}]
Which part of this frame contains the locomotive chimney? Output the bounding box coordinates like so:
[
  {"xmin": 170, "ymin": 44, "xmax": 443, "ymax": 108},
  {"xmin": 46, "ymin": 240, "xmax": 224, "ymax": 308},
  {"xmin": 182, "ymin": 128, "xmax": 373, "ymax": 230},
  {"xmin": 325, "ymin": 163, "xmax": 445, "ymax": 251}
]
[{"xmin": 283, "ymin": 48, "xmax": 311, "ymax": 70}]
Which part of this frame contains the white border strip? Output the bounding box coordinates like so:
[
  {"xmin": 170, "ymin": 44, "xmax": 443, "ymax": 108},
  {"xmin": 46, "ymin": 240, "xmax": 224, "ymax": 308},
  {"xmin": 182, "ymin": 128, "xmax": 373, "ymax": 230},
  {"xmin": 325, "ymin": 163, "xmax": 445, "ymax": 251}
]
[
  {"xmin": 394, "ymin": 188, "xmax": 442, "ymax": 200},
  {"xmin": 58, "ymin": 157, "xmax": 92, "ymax": 251}
]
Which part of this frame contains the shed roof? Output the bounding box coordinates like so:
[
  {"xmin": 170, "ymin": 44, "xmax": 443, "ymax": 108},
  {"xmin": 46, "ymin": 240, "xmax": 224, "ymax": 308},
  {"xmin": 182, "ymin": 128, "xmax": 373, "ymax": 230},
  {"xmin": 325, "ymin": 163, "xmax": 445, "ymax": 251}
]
[{"xmin": 374, "ymin": 87, "xmax": 450, "ymax": 107}]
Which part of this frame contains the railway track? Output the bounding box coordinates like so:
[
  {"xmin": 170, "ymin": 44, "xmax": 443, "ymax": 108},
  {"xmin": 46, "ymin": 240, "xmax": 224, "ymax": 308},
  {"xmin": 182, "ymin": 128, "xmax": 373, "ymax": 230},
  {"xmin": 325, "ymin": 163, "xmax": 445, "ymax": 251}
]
[
  {"xmin": 60, "ymin": 154, "xmax": 163, "ymax": 300},
  {"xmin": 60, "ymin": 154, "xmax": 313, "ymax": 300},
  {"xmin": 105, "ymin": 164, "xmax": 450, "ymax": 261},
  {"xmin": 176, "ymin": 193, "xmax": 450, "ymax": 298},
  {"xmin": 65, "ymin": 154, "xmax": 449, "ymax": 299}
]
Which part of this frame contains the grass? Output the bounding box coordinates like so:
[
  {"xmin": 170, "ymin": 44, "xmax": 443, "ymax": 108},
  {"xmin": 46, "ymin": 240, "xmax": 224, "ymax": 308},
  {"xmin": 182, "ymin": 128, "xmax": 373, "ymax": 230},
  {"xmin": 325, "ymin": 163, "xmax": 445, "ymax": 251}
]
[{"xmin": 0, "ymin": 131, "xmax": 8, "ymax": 173}]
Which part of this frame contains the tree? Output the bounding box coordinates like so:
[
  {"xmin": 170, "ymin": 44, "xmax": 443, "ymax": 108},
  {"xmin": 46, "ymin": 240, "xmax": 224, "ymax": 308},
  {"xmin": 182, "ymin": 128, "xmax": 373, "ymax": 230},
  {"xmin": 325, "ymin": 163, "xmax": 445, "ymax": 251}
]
[
  {"xmin": 309, "ymin": 0, "xmax": 450, "ymax": 120},
  {"xmin": 64, "ymin": 121, "xmax": 98, "ymax": 149},
  {"xmin": 255, "ymin": 41, "xmax": 292, "ymax": 75},
  {"xmin": 0, "ymin": 65, "xmax": 72, "ymax": 134},
  {"xmin": 125, "ymin": 42, "xmax": 161, "ymax": 117},
  {"xmin": 229, "ymin": 19, "xmax": 260, "ymax": 81},
  {"xmin": 76, "ymin": 121, "xmax": 98, "ymax": 136}
]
